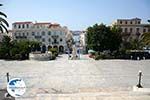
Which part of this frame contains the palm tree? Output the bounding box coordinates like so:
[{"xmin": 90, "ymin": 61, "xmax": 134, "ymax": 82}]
[
  {"xmin": 0, "ymin": 4, "xmax": 9, "ymax": 33},
  {"xmin": 141, "ymin": 32, "xmax": 150, "ymax": 46}
]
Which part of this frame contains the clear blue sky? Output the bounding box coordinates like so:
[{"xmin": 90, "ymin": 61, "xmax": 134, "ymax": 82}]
[{"xmin": 1, "ymin": 0, "xmax": 150, "ymax": 30}]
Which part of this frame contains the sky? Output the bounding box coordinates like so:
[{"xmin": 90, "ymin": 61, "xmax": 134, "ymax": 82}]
[{"xmin": 1, "ymin": 0, "xmax": 150, "ymax": 30}]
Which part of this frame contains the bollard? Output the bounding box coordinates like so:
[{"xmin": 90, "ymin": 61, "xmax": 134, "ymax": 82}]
[
  {"xmin": 136, "ymin": 70, "xmax": 143, "ymax": 88},
  {"xmin": 6, "ymin": 72, "xmax": 10, "ymax": 83}
]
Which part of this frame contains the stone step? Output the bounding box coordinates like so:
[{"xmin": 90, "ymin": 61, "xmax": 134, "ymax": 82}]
[{"xmin": 35, "ymin": 94, "xmax": 150, "ymax": 100}]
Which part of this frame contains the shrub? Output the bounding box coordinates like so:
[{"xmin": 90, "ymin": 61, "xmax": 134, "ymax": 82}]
[{"xmin": 49, "ymin": 48, "xmax": 58, "ymax": 57}]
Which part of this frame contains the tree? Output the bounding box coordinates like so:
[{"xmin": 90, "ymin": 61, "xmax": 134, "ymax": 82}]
[
  {"xmin": 0, "ymin": 4, "xmax": 9, "ymax": 33},
  {"xmin": 86, "ymin": 23, "xmax": 122, "ymax": 52},
  {"xmin": 141, "ymin": 32, "xmax": 150, "ymax": 47},
  {"xmin": 0, "ymin": 36, "xmax": 42, "ymax": 60},
  {"xmin": 0, "ymin": 36, "xmax": 12, "ymax": 59}
]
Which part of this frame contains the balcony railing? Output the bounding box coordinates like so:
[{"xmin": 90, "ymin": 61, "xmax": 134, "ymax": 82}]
[
  {"xmin": 52, "ymin": 35, "xmax": 59, "ymax": 39},
  {"xmin": 35, "ymin": 36, "xmax": 41, "ymax": 39},
  {"xmin": 15, "ymin": 36, "xmax": 27, "ymax": 39},
  {"xmin": 52, "ymin": 42, "xmax": 59, "ymax": 45}
]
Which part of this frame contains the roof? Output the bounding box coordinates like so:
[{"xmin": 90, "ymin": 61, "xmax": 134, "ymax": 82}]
[
  {"xmin": 49, "ymin": 23, "xmax": 60, "ymax": 28},
  {"xmin": 34, "ymin": 22, "xmax": 51, "ymax": 25},
  {"xmin": 13, "ymin": 21, "xmax": 33, "ymax": 24},
  {"xmin": 131, "ymin": 17, "xmax": 141, "ymax": 20},
  {"xmin": 117, "ymin": 18, "xmax": 141, "ymax": 21},
  {"xmin": 51, "ymin": 23, "xmax": 60, "ymax": 26}
]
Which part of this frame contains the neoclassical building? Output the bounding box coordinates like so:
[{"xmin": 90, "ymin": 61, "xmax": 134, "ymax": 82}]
[
  {"xmin": 12, "ymin": 21, "xmax": 71, "ymax": 53},
  {"xmin": 113, "ymin": 18, "xmax": 150, "ymax": 41}
]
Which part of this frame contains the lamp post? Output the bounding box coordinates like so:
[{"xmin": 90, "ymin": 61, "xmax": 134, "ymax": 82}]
[{"xmin": 136, "ymin": 70, "xmax": 143, "ymax": 88}]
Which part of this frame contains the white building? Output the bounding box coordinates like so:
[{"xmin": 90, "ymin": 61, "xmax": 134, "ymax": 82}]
[
  {"xmin": 12, "ymin": 21, "xmax": 71, "ymax": 53},
  {"xmin": 80, "ymin": 31, "xmax": 87, "ymax": 54},
  {"xmin": 71, "ymin": 31, "xmax": 81, "ymax": 47},
  {"xmin": 113, "ymin": 18, "xmax": 150, "ymax": 41},
  {"xmin": 71, "ymin": 31, "xmax": 87, "ymax": 54}
]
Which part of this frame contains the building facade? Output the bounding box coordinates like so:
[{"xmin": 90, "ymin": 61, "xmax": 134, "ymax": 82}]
[
  {"xmin": 113, "ymin": 18, "xmax": 150, "ymax": 41},
  {"xmin": 12, "ymin": 21, "xmax": 70, "ymax": 53},
  {"xmin": 71, "ymin": 31, "xmax": 81, "ymax": 47},
  {"xmin": 71, "ymin": 31, "xmax": 87, "ymax": 54}
]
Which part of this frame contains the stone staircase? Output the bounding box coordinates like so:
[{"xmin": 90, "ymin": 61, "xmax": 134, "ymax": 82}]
[{"xmin": 16, "ymin": 88, "xmax": 150, "ymax": 100}]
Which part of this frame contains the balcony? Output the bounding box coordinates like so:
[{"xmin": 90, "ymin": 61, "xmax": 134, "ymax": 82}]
[
  {"xmin": 52, "ymin": 42, "xmax": 59, "ymax": 45},
  {"xmin": 52, "ymin": 35, "xmax": 59, "ymax": 39},
  {"xmin": 15, "ymin": 36, "xmax": 27, "ymax": 39},
  {"xmin": 35, "ymin": 36, "xmax": 41, "ymax": 39}
]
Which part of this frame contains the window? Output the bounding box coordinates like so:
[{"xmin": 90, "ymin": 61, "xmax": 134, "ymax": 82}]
[
  {"xmin": 125, "ymin": 21, "xmax": 128, "ymax": 24},
  {"xmin": 26, "ymin": 32, "xmax": 29, "ymax": 36},
  {"xmin": 26, "ymin": 24, "xmax": 29, "ymax": 28},
  {"xmin": 48, "ymin": 38, "xmax": 51, "ymax": 42},
  {"xmin": 22, "ymin": 33, "xmax": 25, "ymax": 36},
  {"xmin": 32, "ymin": 32, "xmax": 35, "ymax": 36},
  {"xmin": 120, "ymin": 21, "xmax": 122, "ymax": 24},
  {"xmin": 60, "ymin": 38, "xmax": 63, "ymax": 42},
  {"xmin": 14, "ymin": 24, "xmax": 16, "ymax": 28},
  {"xmin": 48, "ymin": 31, "xmax": 51, "ymax": 35},
  {"xmin": 130, "ymin": 28, "xmax": 132, "ymax": 33},
  {"xmin": 18, "ymin": 25, "xmax": 21, "ymax": 28},
  {"xmin": 125, "ymin": 28, "xmax": 128, "ymax": 33},
  {"xmin": 143, "ymin": 29, "xmax": 146, "ymax": 33},
  {"xmin": 54, "ymin": 39, "xmax": 57, "ymax": 43},
  {"xmin": 42, "ymin": 31, "xmax": 45, "ymax": 36},
  {"xmin": 136, "ymin": 28, "xmax": 140, "ymax": 32},
  {"xmin": 37, "ymin": 32, "xmax": 39, "ymax": 36},
  {"xmin": 22, "ymin": 24, "xmax": 25, "ymax": 28},
  {"xmin": 42, "ymin": 38, "xmax": 45, "ymax": 42},
  {"xmin": 130, "ymin": 21, "xmax": 132, "ymax": 24},
  {"xmin": 138, "ymin": 21, "xmax": 140, "ymax": 24}
]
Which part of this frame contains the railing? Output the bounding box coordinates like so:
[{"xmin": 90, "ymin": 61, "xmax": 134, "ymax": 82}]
[
  {"xmin": 52, "ymin": 35, "xmax": 59, "ymax": 39},
  {"xmin": 52, "ymin": 42, "xmax": 59, "ymax": 44},
  {"xmin": 15, "ymin": 36, "xmax": 27, "ymax": 39}
]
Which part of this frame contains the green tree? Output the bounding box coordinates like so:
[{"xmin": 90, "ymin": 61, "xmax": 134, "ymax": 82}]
[
  {"xmin": 141, "ymin": 32, "xmax": 150, "ymax": 47},
  {"xmin": 0, "ymin": 36, "xmax": 41, "ymax": 60},
  {"xmin": 0, "ymin": 36, "xmax": 12, "ymax": 59},
  {"xmin": 87, "ymin": 24, "xmax": 122, "ymax": 52},
  {"xmin": 0, "ymin": 4, "xmax": 9, "ymax": 33}
]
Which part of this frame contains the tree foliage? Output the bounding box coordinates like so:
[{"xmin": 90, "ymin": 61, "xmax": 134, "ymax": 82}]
[
  {"xmin": 87, "ymin": 24, "xmax": 122, "ymax": 52},
  {"xmin": 0, "ymin": 36, "xmax": 41, "ymax": 60},
  {"xmin": 141, "ymin": 32, "xmax": 150, "ymax": 46}
]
